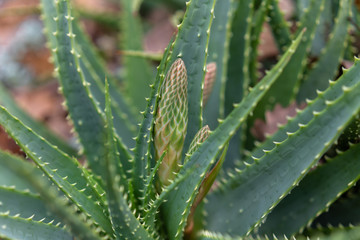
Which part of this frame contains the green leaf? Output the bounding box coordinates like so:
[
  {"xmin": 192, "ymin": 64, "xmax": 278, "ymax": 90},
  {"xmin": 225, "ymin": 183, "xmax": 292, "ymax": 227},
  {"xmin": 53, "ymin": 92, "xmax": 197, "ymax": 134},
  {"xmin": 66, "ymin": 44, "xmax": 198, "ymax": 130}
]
[
  {"xmin": 42, "ymin": 0, "xmax": 137, "ymax": 149},
  {"xmin": 249, "ymin": 0, "xmax": 270, "ymax": 86},
  {"xmin": 252, "ymin": 0, "xmax": 325, "ymax": 120},
  {"xmin": 258, "ymin": 142, "xmax": 360, "ymax": 236},
  {"xmin": 72, "ymin": 22, "xmax": 138, "ymax": 148},
  {"xmin": 297, "ymin": 225, "xmax": 360, "ymax": 240},
  {"xmin": 161, "ymin": 31, "xmax": 304, "ymax": 240},
  {"xmin": 297, "ymin": 0, "xmax": 352, "ymax": 103},
  {"xmin": 0, "ymin": 107, "xmax": 112, "ymax": 235},
  {"xmin": 103, "ymin": 80, "xmax": 152, "ymax": 240},
  {"xmin": 46, "ymin": 0, "xmax": 108, "ymax": 176},
  {"xmin": 0, "ymin": 81, "xmax": 76, "ymax": 157},
  {"xmin": 308, "ymin": 0, "xmax": 333, "ymax": 57},
  {"xmin": 0, "ymin": 186, "xmax": 63, "ymax": 225},
  {"xmin": 166, "ymin": 0, "xmax": 217, "ymax": 152},
  {"xmin": 223, "ymin": 0, "xmax": 253, "ymax": 168},
  {"xmin": 267, "ymin": 0, "xmax": 292, "ymax": 53},
  {"xmin": 0, "ymin": 159, "xmax": 36, "ymax": 193},
  {"xmin": 204, "ymin": 57, "xmax": 360, "ymax": 236},
  {"xmin": 313, "ymin": 192, "xmax": 360, "ymax": 227},
  {"xmin": 0, "ymin": 214, "xmax": 72, "ymax": 240},
  {"xmin": 203, "ymin": 0, "xmax": 234, "ymax": 129},
  {"xmin": 119, "ymin": 0, "xmax": 154, "ymax": 112},
  {"xmin": 245, "ymin": 61, "xmax": 360, "ymax": 172},
  {"xmin": 0, "ymin": 151, "xmax": 102, "ymax": 240},
  {"xmin": 224, "ymin": 0, "xmax": 253, "ymax": 117}
]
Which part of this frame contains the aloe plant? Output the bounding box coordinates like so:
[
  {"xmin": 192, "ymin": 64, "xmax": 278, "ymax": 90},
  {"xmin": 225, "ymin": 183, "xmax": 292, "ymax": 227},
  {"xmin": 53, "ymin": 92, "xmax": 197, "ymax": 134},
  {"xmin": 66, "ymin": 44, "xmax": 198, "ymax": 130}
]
[{"xmin": 1, "ymin": 0, "xmax": 360, "ymax": 239}]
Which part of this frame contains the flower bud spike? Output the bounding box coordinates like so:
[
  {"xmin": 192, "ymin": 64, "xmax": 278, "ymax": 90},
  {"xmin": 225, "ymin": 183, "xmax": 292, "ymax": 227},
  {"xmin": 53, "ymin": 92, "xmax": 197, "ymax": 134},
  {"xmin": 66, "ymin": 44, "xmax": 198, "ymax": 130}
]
[
  {"xmin": 202, "ymin": 62, "xmax": 217, "ymax": 106},
  {"xmin": 184, "ymin": 125, "xmax": 210, "ymax": 165},
  {"xmin": 154, "ymin": 58, "xmax": 188, "ymax": 188}
]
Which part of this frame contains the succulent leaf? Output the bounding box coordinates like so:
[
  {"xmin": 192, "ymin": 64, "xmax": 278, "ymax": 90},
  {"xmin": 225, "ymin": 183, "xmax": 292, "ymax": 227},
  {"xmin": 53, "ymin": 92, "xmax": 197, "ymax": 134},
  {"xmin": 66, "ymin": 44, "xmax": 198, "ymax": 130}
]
[
  {"xmin": 268, "ymin": 0, "xmax": 292, "ymax": 53},
  {"xmin": 223, "ymin": 0, "xmax": 253, "ymax": 167},
  {"xmin": 118, "ymin": 0, "xmax": 154, "ymax": 113},
  {"xmin": 0, "ymin": 151, "xmax": 102, "ymax": 240},
  {"xmin": 297, "ymin": 0, "xmax": 352, "ymax": 103},
  {"xmin": 0, "ymin": 186, "xmax": 63, "ymax": 225},
  {"xmin": 103, "ymin": 80, "xmax": 152, "ymax": 240},
  {"xmin": 41, "ymin": 0, "xmax": 137, "ymax": 149},
  {"xmin": 203, "ymin": 0, "xmax": 234, "ymax": 129},
  {"xmin": 0, "ymin": 214, "xmax": 72, "ymax": 240},
  {"xmin": 248, "ymin": 0, "xmax": 270, "ymax": 86},
  {"xmin": 252, "ymin": 0, "xmax": 325, "ymax": 120},
  {"xmin": 224, "ymin": 0, "xmax": 253, "ymax": 117},
  {"xmin": 0, "ymin": 82, "xmax": 77, "ymax": 157},
  {"xmin": 258, "ymin": 142, "xmax": 360, "ymax": 236},
  {"xmin": 0, "ymin": 106, "xmax": 113, "ymax": 233}
]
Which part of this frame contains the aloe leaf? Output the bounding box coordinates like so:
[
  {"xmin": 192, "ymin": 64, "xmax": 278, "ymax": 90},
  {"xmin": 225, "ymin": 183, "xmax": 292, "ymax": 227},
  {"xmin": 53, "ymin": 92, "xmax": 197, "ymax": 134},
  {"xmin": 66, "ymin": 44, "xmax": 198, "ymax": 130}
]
[
  {"xmin": 0, "ymin": 214, "xmax": 72, "ymax": 240},
  {"xmin": 249, "ymin": 0, "xmax": 270, "ymax": 86},
  {"xmin": 0, "ymin": 82, "xmax": 76, "ymax": 157},
  {"xmin": 245, "ymin": 62, "xmax": 360, "ymax": 171},
  {"xmin": 42, "ymin": 0, "xmax": 137, "ymax": 149},
  {"xmin": 203, "ymin": 0, "xmax": 234, "ymax": 129},
  {"xmin": 119, "ymin": 0, "xmax": 154, "ymax": 112},
  {"xmin": 161, "ymin": 31, "xmax": 304, "ymax": 240},
  {"xmin": 0, "ymin": 107, "xmax": 113, "ymax": 235},
  {"xmin": 223, "ymin": 0, "xmax": 253, "ymax": 168},
  {"xmin": 297, "ymin": 225, "xmax": 360, "ymax": 240},
  {"xmin": 224, "ymin": 0, "xmax": 253, "ymax": 117},
  {"xmin": 166, "ymin": 0, "xmax": 217, "ymax": 152},
  {"xmin": 297, "ymin": 0, "xmax": 352, "ymax": 103},
  {"xmin": 243, "ymin": 0, "xmax": 271, "ymax": 151},
  {"xmin": 308, "ymin": 0, "xmax": 333, "ymax": 57},
  {"xmin": 44, "ymin": 0, "xmax": 111, "ymax": 177},
  {"xmin": 131, "ymin": 40, "xmax": 173, "ymax": 210},
  {"xmin": 295, "ymin": 0, "xmax": 311, "ymax": 18},
  {"xmin": 72, "ymin": 24, "xmax": 137, "ymax": 148},
  {"xmin": 258, "ymin": 142, "xmax": 360, "ymax": 236},
  {"xmin": 0, "ymin": 186, "xmax": 63, "ymax": 225},
  {"xmin": 0, "ymin": 159, "xmax": 36, "ymax": 193},
  {"xmin": 313, "ymin": 192, "xmax": 360, "ymax": 227},
  {"xmin": 144, "ymin": 171, "xmax": 191, "ymax": 238},
  {"xmin": 268, "ymin": 0, "xmax": 292, "ymax": 53},
  {"xmin": 143, "ymin": 150, "xmax": 166, "ymax": 219},
  {"xmin": 70, "ymin": 21, "xmax": 138, "ymax": 125},
  {"xmin": 145, "ymin": 166, "xmax": 195, "ymax": 225},
  {"xmin": 204, "ymin": 57, "xmax": 360, "ymax": 236},
  {"xmin": 103, "ymin": 80, "xmax": 152, "ymax": 240},
  {"xmin": 252, "ymin": 0, "xmax": 325, "ymax": 120},
  {"xmin": 0, "ymin": 152, "xmax": 102, "ymax": 240}
]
